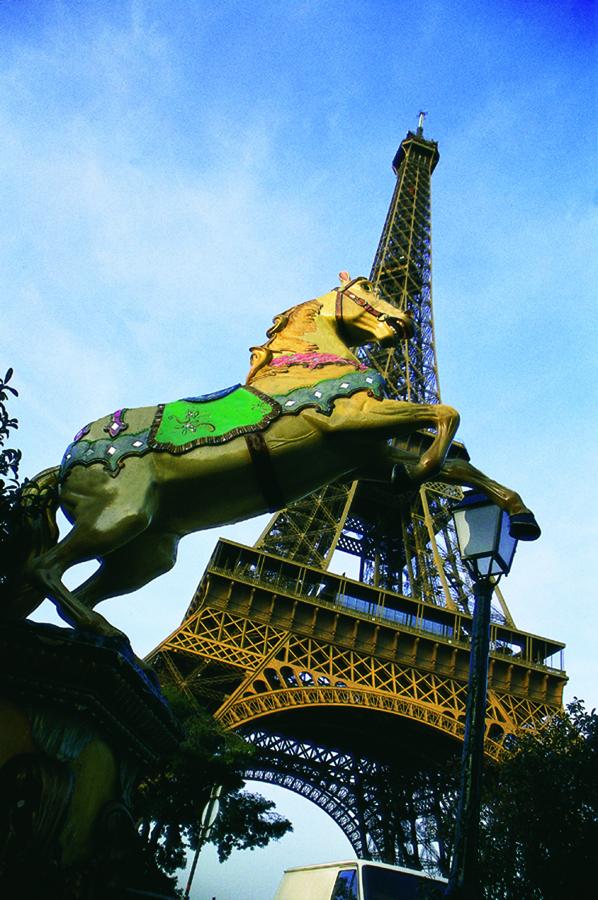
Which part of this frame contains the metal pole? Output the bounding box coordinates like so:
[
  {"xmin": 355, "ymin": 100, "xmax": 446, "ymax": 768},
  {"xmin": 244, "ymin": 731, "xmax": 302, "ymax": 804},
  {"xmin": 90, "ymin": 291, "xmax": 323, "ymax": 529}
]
[
  {"xmin": 445, "ymin": 577, "xmax": 493, "ymax": 899},
  {"xmin": 184, "ymin": 784, "xmax": 223, "ymax": 899},
  {"xmin": 183, "ymin": 830, "xmax": 205, "ymax": 899}
]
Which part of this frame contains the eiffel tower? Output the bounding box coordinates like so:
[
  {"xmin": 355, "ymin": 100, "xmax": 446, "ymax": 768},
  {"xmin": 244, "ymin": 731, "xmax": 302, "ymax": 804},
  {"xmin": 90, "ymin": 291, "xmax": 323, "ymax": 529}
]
[{"xmin": 148, "ymin": 116, "xmax": 566, "ymax": 869}]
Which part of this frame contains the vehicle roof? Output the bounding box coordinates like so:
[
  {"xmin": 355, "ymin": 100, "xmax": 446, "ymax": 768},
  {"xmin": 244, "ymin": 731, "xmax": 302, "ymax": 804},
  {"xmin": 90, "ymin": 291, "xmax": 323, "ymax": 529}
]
[{"xmin": 282, "ymin": 860, "xmax": 447, "ymax": 881}]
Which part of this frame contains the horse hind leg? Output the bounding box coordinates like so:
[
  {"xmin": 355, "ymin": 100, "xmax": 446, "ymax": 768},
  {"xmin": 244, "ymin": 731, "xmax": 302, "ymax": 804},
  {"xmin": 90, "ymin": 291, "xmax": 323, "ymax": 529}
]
[
  {"xmin": 438, "ymin": 458, "xmax": 541, "ymax": 540},
  {"xmin": 74, "ymin": 532, "xmax": 180, "ymax": 610},
  {"xmin": 26, "ymin": 492, "xmax": 155, "ymax": 636},
  {"xmin": 28, "ymin": 550, "xmax": 129, "ymax": 638}
]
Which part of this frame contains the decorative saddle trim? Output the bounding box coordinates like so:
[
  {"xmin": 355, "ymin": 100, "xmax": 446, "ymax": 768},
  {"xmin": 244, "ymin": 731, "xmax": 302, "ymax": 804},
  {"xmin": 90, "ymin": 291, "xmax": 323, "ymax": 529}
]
[
  {"xmin": 271, "ymin": 368, "xmax": 385, "ymax": 416},
  {"xmin": 103, "ymin": 408, "xmax": 128, "ymax": 438},
  {"xmin": 60, "ymin": 429, "xmax": 152, "ymax": 479},
  {"xmin": 59, "ymin": 369, "xmax": 386, "ymax": 481}
]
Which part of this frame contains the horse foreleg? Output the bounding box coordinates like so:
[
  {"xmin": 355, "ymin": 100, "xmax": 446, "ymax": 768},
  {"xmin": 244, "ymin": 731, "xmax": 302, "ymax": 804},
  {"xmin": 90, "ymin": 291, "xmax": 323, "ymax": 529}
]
[
  {"xmin": 352, "ymin": 444, "xmax": 419, "ymax": 484},
  {"xmin": 356, "ymin": 447, "xmax": 541, "ymax": 542},
  {"xmin": 437, "ymin": 458, "xmax": 541, "ymax": 540},
  {"xmin": 327, "ymin": 395, "xmax": 460, "ymax": 481},
  {"xmin": 407, "ymin": 403, "xmax": 461, "ymax": 482}
]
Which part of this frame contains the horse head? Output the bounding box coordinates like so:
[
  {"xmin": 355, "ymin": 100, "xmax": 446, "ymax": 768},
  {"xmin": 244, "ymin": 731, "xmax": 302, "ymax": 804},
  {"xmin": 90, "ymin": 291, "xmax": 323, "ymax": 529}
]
[
  {"xmin": 246, "ymin": 273, "xmax": 415, "ymax": 382},
  {"xmin": 333, "ymin": 272, "xmax": 415, "ymax": 347}
]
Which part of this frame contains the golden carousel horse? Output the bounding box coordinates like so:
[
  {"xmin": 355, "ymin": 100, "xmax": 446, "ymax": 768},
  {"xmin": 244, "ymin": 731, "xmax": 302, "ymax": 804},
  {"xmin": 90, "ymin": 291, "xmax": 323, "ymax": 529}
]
[{"xmin": 4, "ymin": 273, "xmax": 539, "ymax": 639}]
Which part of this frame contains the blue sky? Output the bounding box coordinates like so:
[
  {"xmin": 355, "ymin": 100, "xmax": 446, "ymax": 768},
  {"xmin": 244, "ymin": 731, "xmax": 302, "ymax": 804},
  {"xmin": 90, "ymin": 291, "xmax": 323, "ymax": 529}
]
[{"xmin": 1, "ymin": 1, "xmax": 596, "ymax": 897}]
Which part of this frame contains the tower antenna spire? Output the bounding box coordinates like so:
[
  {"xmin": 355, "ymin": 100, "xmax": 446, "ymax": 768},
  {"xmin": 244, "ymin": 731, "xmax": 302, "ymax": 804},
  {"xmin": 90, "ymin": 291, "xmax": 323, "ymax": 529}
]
[{"xmin": 417, "ymin": 110, "xmax": 427, "ymax": 135}]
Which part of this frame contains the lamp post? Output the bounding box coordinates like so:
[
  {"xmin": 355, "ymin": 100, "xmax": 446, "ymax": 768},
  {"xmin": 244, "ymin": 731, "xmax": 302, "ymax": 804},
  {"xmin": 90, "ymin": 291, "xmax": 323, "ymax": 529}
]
[
  {"xmin": 183, "ymin": 783, "xmax": 223, "ymax": 899},
  {"xmin": 445, "ymin": 492, "xmax": 519, "ymax": 900}
]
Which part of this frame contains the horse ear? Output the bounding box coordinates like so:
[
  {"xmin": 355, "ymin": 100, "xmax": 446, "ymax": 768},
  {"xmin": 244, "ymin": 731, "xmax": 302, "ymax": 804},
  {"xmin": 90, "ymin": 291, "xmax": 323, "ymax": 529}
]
[{"xmin": 339, "ymin": 270, "xmax": 351, "ymax": 284}]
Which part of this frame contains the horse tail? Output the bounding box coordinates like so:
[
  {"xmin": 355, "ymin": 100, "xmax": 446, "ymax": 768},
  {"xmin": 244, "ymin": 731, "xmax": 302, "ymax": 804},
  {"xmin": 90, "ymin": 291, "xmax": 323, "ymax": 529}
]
[{"xmin": 0, "ymin": 466, "xmax": 60, "ymax": 619}]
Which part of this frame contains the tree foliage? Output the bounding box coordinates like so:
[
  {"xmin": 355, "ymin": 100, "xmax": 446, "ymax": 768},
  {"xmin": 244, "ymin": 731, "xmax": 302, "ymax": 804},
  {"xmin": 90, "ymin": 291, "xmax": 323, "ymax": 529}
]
[
  {"xmin": 478, "ymin": 699, "xmax": 598, "ymax": 899},
  {"xmin": 381, "ymin": 700, "xmax": 598, "ymax": 896},
  {"xmin": 135, "ymin": 685, "xmax": 292, "ymax": 876},
  {"xmin": 211, "ymin": 789, "xmax": 293, "ymax": 863},
  {"xmin": 0, "ymin": 367, "xmax": 50, "ymax": 599},
  {"xmin": 0, "ymin": 369, "xmax": 20, "ymax": 487},
  {"xmin": 0, "ymin": 368, "xmax": 22, "ymax": 567}
]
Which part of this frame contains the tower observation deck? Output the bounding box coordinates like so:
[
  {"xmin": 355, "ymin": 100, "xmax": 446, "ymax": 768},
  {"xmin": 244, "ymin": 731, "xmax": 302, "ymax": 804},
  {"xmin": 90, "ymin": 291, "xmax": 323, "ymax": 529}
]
[{"xmin": 149, "ymin": 120, "xmax": 566, "ymax": 869}]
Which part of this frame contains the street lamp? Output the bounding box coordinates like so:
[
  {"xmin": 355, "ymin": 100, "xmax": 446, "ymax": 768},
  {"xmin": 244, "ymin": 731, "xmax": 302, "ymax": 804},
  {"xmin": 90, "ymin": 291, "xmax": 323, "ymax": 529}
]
[
  {"xmin": 183, "ymin": 783, "xmax": 223, "ymax": 899},
  {"xmin": 452, "ymin": 492, "xmax": 518, "ymax": 580},
  {"xmin": 445, "ymin": 491, "xmax": 519, "ymax": 899}
]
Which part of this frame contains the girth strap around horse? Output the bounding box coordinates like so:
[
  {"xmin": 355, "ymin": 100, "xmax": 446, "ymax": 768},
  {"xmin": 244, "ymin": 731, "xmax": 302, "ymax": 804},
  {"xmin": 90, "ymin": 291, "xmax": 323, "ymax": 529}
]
[{"xmin": 244, "ymin": 432, "xmax": 286, "ymax": 513}]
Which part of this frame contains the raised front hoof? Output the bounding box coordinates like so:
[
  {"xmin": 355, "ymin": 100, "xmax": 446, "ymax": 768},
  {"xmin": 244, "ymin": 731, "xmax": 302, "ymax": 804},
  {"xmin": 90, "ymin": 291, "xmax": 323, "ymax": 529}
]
[{"xmin": 509, "ymin": 512, "xmax": 541, "ymax": 541}]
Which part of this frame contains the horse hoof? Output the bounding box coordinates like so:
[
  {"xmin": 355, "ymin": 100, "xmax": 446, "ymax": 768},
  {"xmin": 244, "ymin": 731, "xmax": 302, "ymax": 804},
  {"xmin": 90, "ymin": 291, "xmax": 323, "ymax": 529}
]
[
  {"xmin": 509, "ymin": 512, "xmax": 541, "ymax": 541},
  {"xmin": 81, "ymin": 610, "xmax": 130, "ymax": 643}
]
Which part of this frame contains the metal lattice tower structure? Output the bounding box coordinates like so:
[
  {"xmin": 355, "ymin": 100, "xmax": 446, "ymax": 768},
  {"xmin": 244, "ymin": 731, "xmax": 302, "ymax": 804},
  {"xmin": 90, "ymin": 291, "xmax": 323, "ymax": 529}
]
[{"xmin": 148, "ymin": 118, "xmax": 567, "ymax": 869}]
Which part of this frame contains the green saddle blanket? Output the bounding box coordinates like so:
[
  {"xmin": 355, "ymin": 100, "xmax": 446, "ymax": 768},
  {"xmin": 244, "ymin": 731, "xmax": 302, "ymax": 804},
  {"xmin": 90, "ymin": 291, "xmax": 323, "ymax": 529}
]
[{"xmin": 149, "ymin": 385, "xmax": 280, "ymax": 452}]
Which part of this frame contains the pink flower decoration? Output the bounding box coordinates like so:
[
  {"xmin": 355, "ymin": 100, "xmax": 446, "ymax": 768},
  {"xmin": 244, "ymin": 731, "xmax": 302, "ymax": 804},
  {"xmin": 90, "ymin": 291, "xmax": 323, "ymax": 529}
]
[{"xmin": 270, "ymin": 352, "xmax": 367, "ymax": 371}]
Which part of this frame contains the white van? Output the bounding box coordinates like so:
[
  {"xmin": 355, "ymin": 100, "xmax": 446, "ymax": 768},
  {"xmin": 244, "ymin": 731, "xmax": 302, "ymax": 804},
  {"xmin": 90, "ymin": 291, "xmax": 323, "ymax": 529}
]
[{"xmin": 273, "ymin": 859, "xmax": 448, "ymax": 899}]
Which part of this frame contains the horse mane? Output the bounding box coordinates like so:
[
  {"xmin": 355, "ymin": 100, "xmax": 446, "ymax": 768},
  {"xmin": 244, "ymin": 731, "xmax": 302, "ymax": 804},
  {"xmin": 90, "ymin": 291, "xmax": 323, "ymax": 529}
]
[{"xmin": 246, "ymin": 298, "xmax": 322, "ymax": 382}]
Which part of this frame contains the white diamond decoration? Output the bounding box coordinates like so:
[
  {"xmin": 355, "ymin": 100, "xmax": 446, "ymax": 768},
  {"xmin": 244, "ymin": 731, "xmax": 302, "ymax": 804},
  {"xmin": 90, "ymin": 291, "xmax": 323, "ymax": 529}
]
[
  {"xmin": 340, "ymin": 382, "xmax": 349, "ymax": 388},
  {"xmin": 314, "ymin": 390, "xmax": 322, "ymax": 398},
  {"xmin": 285, "ymin": 400, "xmax": 296, "ymax": 407},
  {"xmin": 133, "ymin": 440, "xmax": 143, "ymax": 447},
  {"xmin": 107, "ymin": 447, "xmax": 116, "ymax": 455}
]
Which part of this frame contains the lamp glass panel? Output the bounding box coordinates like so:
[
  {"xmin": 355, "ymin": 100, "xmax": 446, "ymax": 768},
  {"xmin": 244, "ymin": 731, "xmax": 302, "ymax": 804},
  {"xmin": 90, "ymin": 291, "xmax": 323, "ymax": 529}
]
[
  {"xmin": 454, "ymin": 504, "xmax": 501, "ymax": 560},
  {"xmin": 497, "ymin": 509, "xmax": 517, "ymax": 572},
  {"xmin": 476, "ymin": 555, "xmax": 493, "ymax": 578}
]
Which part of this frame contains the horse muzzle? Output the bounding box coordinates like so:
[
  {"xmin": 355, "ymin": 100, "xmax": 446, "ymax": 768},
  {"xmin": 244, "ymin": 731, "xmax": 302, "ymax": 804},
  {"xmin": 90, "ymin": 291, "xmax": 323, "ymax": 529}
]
[{"xmin": 381, "ymin": 313, "xmax": 414, "ymax": 341}]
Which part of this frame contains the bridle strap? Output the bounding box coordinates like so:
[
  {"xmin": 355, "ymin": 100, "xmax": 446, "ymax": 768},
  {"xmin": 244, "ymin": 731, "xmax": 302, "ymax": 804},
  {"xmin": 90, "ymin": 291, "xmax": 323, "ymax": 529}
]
[
  {"xmin": 335, "ymin": 287, "xmax": 344, "ymax": 322},
  {"xmin": 335, "ymin": 287, "xmax": 351, "ymax": 342},
  {"xmin": 334, "ymin": 282, "xmax": 387, "ymax": 322}
]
